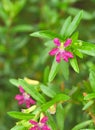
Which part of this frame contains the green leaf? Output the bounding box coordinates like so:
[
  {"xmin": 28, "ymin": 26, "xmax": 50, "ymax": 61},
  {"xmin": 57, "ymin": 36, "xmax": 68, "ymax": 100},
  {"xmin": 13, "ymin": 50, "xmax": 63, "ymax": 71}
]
[
  {"xmin": 41, "ymin": 94, "xmax": 70, "ymax": 112},
  {"xmin": 2, "ymin": 0, "xmax": 13, "ymax": 13},
  {"xmin": 78, "ymin": 40, "xmax": 95, "ymax": 56},
  {"xmin": 43, "ymin": 66, "xmax": 50, "ymax": 84},
  {"xmin": 0, "ymin": 4, "xmax": 9, "ymax": 25},
  {"xmin": 89, "ymin": 70, "xmax": 95, "ymax": 92},
  {"xmin": 44, "ymin": 40, "xmax": 54, "ymax": 48},
  {"xmin": 74, "ymin": 49, "xmax": 83, "ymax": 58},
  {"xmin": 65, "ymin": 11, "xmax": 83, "ymax": 37},
  {"xmin": 18, "ymin": 79, "xmax": 46, "ymax": 104},
  {"xmin": 11, "ymin": 125, "xmax": 26, "ymax": 130},
  {"xmin": 12, "ymin": 25, "xmax": 33, "ymax": 32},
  {"xmin": 72, "ymin": 120, "xmax": 93, "ymax": 130},
  {"xmin": 48, "ymin": 58, "xmax": 60, "ymax": 82},
  {"xmin": 0, "ymin": 44, "xmax": 6, "ymax": 54},
  {"xmin": 35, "ymin": 48, "xmax": 50, "ymax": 64},
  {"xmin": 13, "ymin": 37, "xmax": 28, "ymax": 50},
  {"xmin": 82, "ymin": 100, "xmax": 94, "ymax": 110},
  {"xmin": 12, "ymin": 0, "xmax": 26, "ymax": 18},
  {"xmin": 13, "ymin": 57, "xmax": 26, "ymax": 64},
  {"xmin": 30, "ymin": 30, "xmax": 63, "ymax": 40},
  {"xmin": 56, "ymin": 104, "xmax": 64, "ymax": 130},
  {"xmin": 8, "ymin": 111, "xmax": 34, "ymax": 120},
  {"xmin": 9, "ymin": 79, "xmax": 20, "ymax": 87},
  {"xmin": 67, "ymin": 7, "xmax": 93, "ymax": 20},
  {"xmin": 71, "ymin": 32, "xmax": 79, "ymax": 43},
  {"xmin": 70, "ymin": 57, "xmax": 79, "ymax": 73},
  {"xmin": 60, "ymin": 60, "xmax": 69, "ymax": 80},
  {"xmin": 84, "ymin": 93, "xmax": 95, "ymax": 100},
  {"xmin": 40, "ymin": 84, "xmax": 56, "ymax": 98},
  {"xmin": 60, "ymin": 16, "xmax": 71, "ymax": 36},
  {"xmin": 46, "ymin": 112, "xmax": 57, "ymax": 130}
]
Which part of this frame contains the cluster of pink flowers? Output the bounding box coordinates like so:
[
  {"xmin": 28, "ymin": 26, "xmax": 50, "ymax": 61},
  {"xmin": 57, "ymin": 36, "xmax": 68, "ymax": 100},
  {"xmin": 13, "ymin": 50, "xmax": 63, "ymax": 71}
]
[
  {"xmin": 14, "ymin": 38, "xmax": 73, "ymax": 130},
  {"xmin": 15, "ymin": 86, "xmax": 51, "ymax": 130},
  {"xmin": 29, "ymin": 116, "xmax": 50, "ymax": 130},
  {"xmin": 15, "ymin": 86, "xmax": 35, "ymax": 108},
  {"xmin": 49, "ymin": 38, "xmax": 73, "ymax": 63}
]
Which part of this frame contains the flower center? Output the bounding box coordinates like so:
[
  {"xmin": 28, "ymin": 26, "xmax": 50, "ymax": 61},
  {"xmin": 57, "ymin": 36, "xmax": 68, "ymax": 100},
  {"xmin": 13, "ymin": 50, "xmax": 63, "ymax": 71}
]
[
  {"xmin": 59, "ymin": 43, "xmax": 65, "ymax": 52},
  {"xmin": 23, "ymin": 92, "xmax": 30, "ymax": 100},
  {"xmin": 38, "ymin": 122, "xmax": 44, "ymax": 128}
]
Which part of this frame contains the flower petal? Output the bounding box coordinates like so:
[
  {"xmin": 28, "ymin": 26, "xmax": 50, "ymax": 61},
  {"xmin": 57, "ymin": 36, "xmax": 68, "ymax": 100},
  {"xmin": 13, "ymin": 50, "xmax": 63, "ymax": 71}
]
[
  {"xmin": 49, "ymin": 48, "xmax": 58, "ymax": 56},
  {"xmin": 62, "ymin": 51, "xmax": 73, "ymax": 62},
  {"xmin": 26, "ymin": 100, "xmax": 31, "ymax": 108},
  {"xmin": 56, "ymin": 52, "xmax": 61, "ymax": 63},
  {"xmin": 62, "ymin": 56, "xmax": 69, "ymax": 62},
  {"xmin": 63, "ymin": 57, "xmax": 69, "ymax": 62},
  {"xmin": 61, "ymin": 52, "xmax": 69, "ymax": 62},
  {"xmin": 30, "ymin": 126, "xmax": 38, "ymax": 130},
  {"xmin": 53, "ymin": 38, "xmax": 61, "ymax": 46},
  {"xmin": 29, "ymin": 98, "xmax": 36, "ymax": 104},
  {"xmin": 64, "ymin": 38, "xmax": 72, "ymax": 47},
  {"xmin": 25, "ymin": 98, "xmax": 35, "ymax": 108},
  {"xmin": 18, "ymin": 99, "xmax": 24, "ymax": 105},
  {"xmin": 19, "ymin": 86, "xmax": 25, "ymax": 93},
  {"xmin": 42, "ymin": 125, "xmax": 51, "ymax": 130},
  {"xmin": 15, "ymin": 94, "xmax": 24, "ymax": 100},
  {"xmin": 41, "ymin": 116, "xmax": 48, "ymax": 123},
  {"xmin": 29, "ymin": 120, "xmax": 38, "ymax": 125},
  {"xmin": 29, "ymin": 127, "xmax": 35, "ymax": 130},
  {"xmin": 65, "ymin": 51, "xmax": 74, "ymax": 58}
]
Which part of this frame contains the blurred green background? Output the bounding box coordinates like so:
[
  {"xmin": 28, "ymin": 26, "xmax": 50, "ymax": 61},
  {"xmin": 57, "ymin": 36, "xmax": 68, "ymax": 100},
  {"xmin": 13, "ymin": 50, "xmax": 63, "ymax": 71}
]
[{"xmin": 0, "ymin": 0, "xmax": 95, "ymax": 130}]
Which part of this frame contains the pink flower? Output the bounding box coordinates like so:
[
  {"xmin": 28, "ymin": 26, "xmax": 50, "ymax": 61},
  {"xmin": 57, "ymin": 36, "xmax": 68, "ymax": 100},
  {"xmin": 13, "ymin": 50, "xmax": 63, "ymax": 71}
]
[
  {"xmin": 29, "ymin": 116, "xmax": 51, "ymax": 130},
  {"xmin": 49, "ymin": 38, "xmax": 74, "ymax": 63},
  {"xmin": 15, "ymin": 86, "xmax": 35, "ymax": 108}
]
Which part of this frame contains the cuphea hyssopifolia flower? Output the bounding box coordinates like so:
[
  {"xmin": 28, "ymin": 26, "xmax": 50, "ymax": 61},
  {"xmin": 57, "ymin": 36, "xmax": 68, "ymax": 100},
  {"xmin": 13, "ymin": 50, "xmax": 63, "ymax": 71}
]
[
  {"xmin": 49, "ymin": 38, "xmax": 74, "ymax": 63},
  {"xmin": 29, "ymin": 116, "xmax": 51, "ymax": 130},
  {"xmin": 15, "ymin": 86, "xmax": 35, "ymax": 108}
]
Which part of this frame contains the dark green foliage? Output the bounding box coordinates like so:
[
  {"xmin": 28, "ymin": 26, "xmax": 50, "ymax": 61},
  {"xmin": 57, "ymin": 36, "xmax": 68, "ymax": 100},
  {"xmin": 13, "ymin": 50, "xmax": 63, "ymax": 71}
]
[{"xmin": 0, "ymin": 0, "xmax": 95, "ymax": 130}]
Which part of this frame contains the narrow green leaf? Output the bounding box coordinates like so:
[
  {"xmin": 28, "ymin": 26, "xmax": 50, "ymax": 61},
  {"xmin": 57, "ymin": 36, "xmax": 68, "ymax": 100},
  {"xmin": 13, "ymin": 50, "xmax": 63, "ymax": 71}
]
[
  {"xmin": 71, "ymin": 32, "xmax": 79, "ymax": 43},
  {"xmin": 8, "ymin": 111, "xmax": 34, "ymax": 120},
  {"xmin": 67, "ymin": 7, "xmax": 93, "ymax": 20},
  {"xmin": 60, "ymin": 60, "xmax": 69, "ymax": 80},
  {"xmin": 43, "ymin": 66, "xmax": 50, "ymax": 84},
  {"xmin": 48, "ymin": 58, "xmax": 60, "ymax": 82},
  {"xmin": 56, "ymin": 104, "xmax": 64, "ymax": 130},
  {"xmin": 89, "ymin": 69, "xmax": 95, "ymax": 92},
  {"xmin": 70, "ymin": 57, "xmax": 79, "ymax": 73},
  {"xmin": 72, "ymin": 120, "xmax": 93, "ymax": 130},
  {"xmin": 30, "ymin": 30, "xmax": 63, "ymax": 40},
  {"xmin": 78, "ymin": 40, "xmax": 95, "ymax": 56},
  {"xmin": 19, "ymin": 79, "xmax": 46, "ymax": 104},
  {"xmin": 9, "ymin": 79, "xmax": 20, "ymax": 87},
  {"xmin": 74, "ymin": 49, "xmax": 83, "ymax": 58},
  {"xmin": 40, "ymin": 84, "xmax": 56, "ymax": 98},
  {"xmin": 12, "ymin": 25, "xmax": 33, "ymax": 32},
  {"xmin": 13, "ymin": 57, "xmax": 26, "ymax": 64},
  {"xmin": 0, "ymin": 4, "xmax": 9, "ymax": 26},
  {"xmin": 60, "ymin": 16, "xmax": 71, "ymax": 36},
  {"xmin": 82, "ymin": 100, "xmax": 94, "ymax": 110},
  {"xmin": 46, "ymin": 112, "xmax": 57, "ymax": 130},
  {"xmin": 44, "ymin": 40, "xmax": 55, "ymax": 48},
  {"xmin": 41, "ymin": 94, "xmax": 70, "ymax": 112},
  {"xmin": 65, "ymin": 11, "xmax": 83, "ymax": 37},
  {"xmin": 36, "ymin": 48, "xmax": 50, "ymax": 64},
  {"xmin": 13, "ymin": 37, "xmax": 28, "ymax": 50},
  {"xmin": 84, "ymin": 93, "xmax": 95, "ymax": 100},
  {"xmin": 13, "ymin": 0, "xmax": 26, "ymax": 17},
  {"xmin": 11, "ymin": 125, "xmax": 26, "ymax": 130}
]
